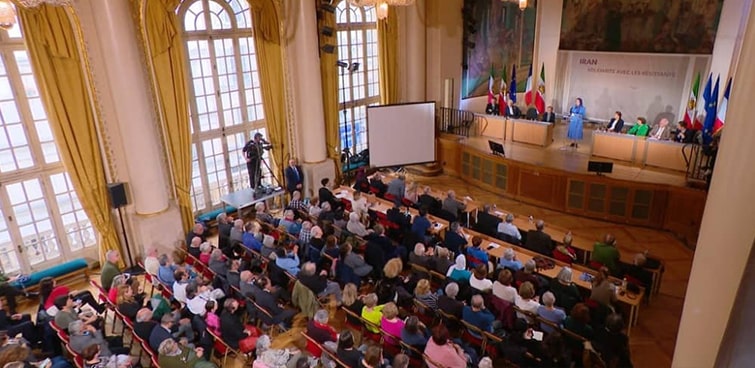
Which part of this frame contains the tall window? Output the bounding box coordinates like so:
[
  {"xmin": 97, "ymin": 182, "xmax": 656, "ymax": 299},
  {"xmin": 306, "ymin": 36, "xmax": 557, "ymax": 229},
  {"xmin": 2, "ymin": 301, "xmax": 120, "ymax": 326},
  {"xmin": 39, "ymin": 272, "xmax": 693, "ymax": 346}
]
[
  {"xmin": 180, "ymin": 0, "xmax": 270, "ymax": 212},
  {"xmin": 336, "ymin": 2, "xmax": 380, "ymax": 155},
  {"xmin": 0, "ymin": 19, "xmax": 96, "ymax": 273}
]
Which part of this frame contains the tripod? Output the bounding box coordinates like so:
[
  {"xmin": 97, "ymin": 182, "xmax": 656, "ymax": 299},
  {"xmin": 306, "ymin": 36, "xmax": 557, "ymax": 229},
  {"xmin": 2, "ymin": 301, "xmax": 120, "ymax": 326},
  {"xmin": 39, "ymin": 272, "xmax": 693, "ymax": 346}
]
[
  {"xmin": 337, "ymin": 61, "xmax": 360, "ymax": 183},
  {"xmin": 253, "ymin": 154, "xmax": 282, "ymax": 198}
]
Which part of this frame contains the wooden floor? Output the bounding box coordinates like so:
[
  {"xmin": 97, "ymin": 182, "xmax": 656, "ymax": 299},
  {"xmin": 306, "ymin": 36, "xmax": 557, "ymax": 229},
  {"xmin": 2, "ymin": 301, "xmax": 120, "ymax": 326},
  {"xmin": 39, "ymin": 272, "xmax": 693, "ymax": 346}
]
[
  {"xmin": 25, "ymin": 171, "xmax": 693, "ymax": 367},
  {"xmin": 466, "ymin": 122, "xmax": 690, "ymax": 187}
]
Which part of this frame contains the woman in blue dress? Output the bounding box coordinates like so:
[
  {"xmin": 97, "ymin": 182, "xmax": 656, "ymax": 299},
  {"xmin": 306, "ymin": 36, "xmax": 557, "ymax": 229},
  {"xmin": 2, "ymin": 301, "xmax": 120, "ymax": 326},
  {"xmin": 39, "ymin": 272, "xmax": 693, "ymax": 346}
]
[{"xmin": 567, "ymin": 98, "xmax": 586, "ymax": 147}]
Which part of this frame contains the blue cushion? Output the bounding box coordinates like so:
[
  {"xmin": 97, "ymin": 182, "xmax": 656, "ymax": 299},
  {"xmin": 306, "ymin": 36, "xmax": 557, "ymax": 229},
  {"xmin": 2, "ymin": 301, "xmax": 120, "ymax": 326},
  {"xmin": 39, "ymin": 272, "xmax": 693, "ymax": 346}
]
[
  {"xmin": 10, "ymin": 258, "xmax": 88, "ymax": 288},
  {"xmin": 195, "ymin": 206, "xmax": 236, "ymax": 223}
]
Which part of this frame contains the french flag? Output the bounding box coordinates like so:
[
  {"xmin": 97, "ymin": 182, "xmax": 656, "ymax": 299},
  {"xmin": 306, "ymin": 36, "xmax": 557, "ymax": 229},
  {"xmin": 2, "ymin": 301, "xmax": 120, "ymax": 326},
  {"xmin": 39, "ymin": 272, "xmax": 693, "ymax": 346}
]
[{"xmin": 714, "ymin": 77, "xmax": 731, "ymax": 135}]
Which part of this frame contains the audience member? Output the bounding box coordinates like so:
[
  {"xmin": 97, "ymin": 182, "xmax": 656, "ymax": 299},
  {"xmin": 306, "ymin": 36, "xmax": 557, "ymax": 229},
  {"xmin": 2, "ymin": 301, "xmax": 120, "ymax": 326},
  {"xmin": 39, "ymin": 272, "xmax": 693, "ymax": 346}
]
[
  {"xmin": 198, "ymin": 242, "xmax": 212, "ymax": 264},
  {"xmin": 157, "ymin": 254, "xmax": 178, "ymax": 284},
  {"xmin": 172, "ymin": 270, "xmax": 189, "ymax": 304},
  {"xmin": 592, "ymin": 314, "xmax": 633, "ymax": 368},
  {"xmin": 408, "ymin": 243, "xmax": 435, "ymax": 269},
  {"xmin": 433, "ymin": 247, "xmax": 453, "ymax": 275},
  {"xmin": 592, "ymin": 234, "xmax": 621, "ymax": 276},
  {"xmin": 401, "ymin": 316, "xmax": 429, "ymax": 349},
  {"xmin": 437, "ymin": 282, "xmax": 465, "ymax": 318},
  {"xmin": 414, "ymin": 279, "xmax": 438, "ymax": 310},
  {"xmin": 350, "ymin": 190, "xmax": 370, "ymax": 217},
  {"xmin": 514, "ymin": 281, "xmax": 540, "ymax": 321},
  {"xmin": 474, "ymin": 205, "xmax": 501, "ymax": 236},
  {"xmin": 386, "ymin": 174, "xmax": 406, "ymax": 202},
  {"xmin": 336, "ymin": 330, "xmax": 362, "ymax": 367},
  {"xmin": 230, "ymin": 219, "xmax": 244, "ymax": 244},
  {"xmin": 564, "ymin": 303, "xmax": 594, "ymax": 341},
  {"xmin": 424, "ymin": 324, "xmax": 468, "ymax": 368},
  {"xmin": 342, "ymin": 283, "xmax": 364, "ymax": 326},
  {"xmin": 443, "ymin": 222, "xmax": 467, "ymax": 254},
  {"xmin": 417, "ymin": 186, "xmax": 439, "ymax": 212},
  {"xmin": 208, "ymin": 249, "xmax": 228, "ymax": 276},
  {"xmin": 410, "ymin": 207, "xmax": 432, "ymax": 241},
  {"xmin": 525, "ymin": 220, "xmax": 553, "ymax": 256},
  {"xmin": 463, "ymin": 295, "xmax": 495, "ymax": 336},
  {"xmin": 308, "ymin": 197, "xmax": 322, "ymax": 219},
  {"xmin": 185, "ymin": 223, "xmax": 207, "ymax": 251},
  {"xmin": 359, "ymin": 345, "xmax": 385, "ymax": 368},
  {"xmin": 515, "ymin": 259, "xmax": 541, "ymax": 290},
  {"xmin": 465, "ymin": 236, "xmax": 489, "ymax": 268},
  {"xmin": 590, "ymin": 267, "xmax": 617, "ymax": 309},
  {"xmin": 298, "ymin": 262, "xmax": 342, "ymax": 304},
  {"xmin": 341, "ymin": 243, "xmax": 374, "ymax": 278},
  {"xmin": 498, "ymin": 248, "xmax": 523, "ymax": 271},
  {"xmin": 149, "ymin": 314, "xmax": 175, "ymax": 352},
  {"xmin": 360, "ymin": 293, "xmax": 384, "ymax": 333},
  {"xmin": 133, "ymin": 308, "xmax": 157, "ymax": 342},
  {"xmin": 143, "ymin": 246, "xmax": 160, "ymax": 276},
  {"xmin": 497, "ymin": 214, "xmax": 522, "ymax": 243},
  {"xmin": 553, "ymin": 233, "xmax": 577, "ymax": 264},
  {"xmin": 255, "ymin": 202, "xmax": 275, "ymax": 224},
  {"xmin": 204, "ymin": 301, "xmax": 221, "ymax": 336},
  {"xmin": 305, "ymin": 309, "xmax": 337, "ymax": 358},
  {"xmin": 442, "ymin": 190, "xmax": 467, "ymax": 219},
  {"xmin": 253, "ymin": 335, "xmax": 304, "ymax": 368},
  {"xmin": 116, "ymin": 284, "xmax": 147, "ymax": 322},
  {"xmin": 537, "ymin": 291, "xmax": 567, "ymax": 333},
  {"xmin": 492, "ymin": 269, "xmax": 517, "ymax": 303},
  {"xmin": 469, "ymin": 264, "xmax": 493, "ymax": 292},
  {"xmin": 69, "ymin": 320, "xmax": 127, "ymax": 356},
  {"xmin": 446, "ymin": 255, "xmax": 471, "ymax": 283},
  {"xmin": 253, "ymin": 276, "xmax": 297, "ymax": 329},
  {"xmin": 157, "ymin": 339, "xmax": 216, "ymax": 368},
  {"xmin": 274, "ymin": 245, "xmax": 301, "ymax": 276},
  {"xmin": 220, "ymin": 299, "xmax": 258, "ymax": 353},
  {"xmin": 279, "ymin": 210, "xmax": 302, "ymax": 235},
  {"xmin": 549, "ymin": 267, "xmax": 581, "ymax": 313},
  {"xmin": 380, "ymin": 302, "xmax": 404, "ymax": 345},
  {"xmin": 100, "ymin": 250, "xmax": 121, "ymax": 291}
]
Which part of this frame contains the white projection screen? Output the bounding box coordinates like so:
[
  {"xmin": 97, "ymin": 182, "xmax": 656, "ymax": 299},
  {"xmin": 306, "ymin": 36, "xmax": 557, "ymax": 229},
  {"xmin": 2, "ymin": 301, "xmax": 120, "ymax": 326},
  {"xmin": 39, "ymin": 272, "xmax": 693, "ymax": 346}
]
[{"xmin": 367, "ymin": 102, "xmax": 436, "ymax": 168}]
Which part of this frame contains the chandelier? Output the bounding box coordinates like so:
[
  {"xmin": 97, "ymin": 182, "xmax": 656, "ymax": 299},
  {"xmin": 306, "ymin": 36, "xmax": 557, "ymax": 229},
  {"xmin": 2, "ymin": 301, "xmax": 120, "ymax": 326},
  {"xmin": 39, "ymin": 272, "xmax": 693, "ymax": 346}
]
[{"xmin": 347, "ymin": 0, "xmax": 416, "ymax": 20}]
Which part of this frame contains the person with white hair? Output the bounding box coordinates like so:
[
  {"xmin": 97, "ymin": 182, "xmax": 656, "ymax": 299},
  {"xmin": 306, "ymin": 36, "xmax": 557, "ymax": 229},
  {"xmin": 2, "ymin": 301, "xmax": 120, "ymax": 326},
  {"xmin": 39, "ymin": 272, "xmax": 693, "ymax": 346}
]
[
  {"xmin": 187, "ymin": 236, "xmax": 202, "ymax": 258},
  {"xmin": 537, "ymin": 291, "xmax": 566, "ymax": 334},
  {"xmin": 308, "ymin": 197, "xmax": 323, "ymax": 218},
  {"xmin": 143, "ymin": 246, "xmax": 160, "ymax": 276},
  {"xmin": 437, "ymin": 282, "xmax": 464, "ymax": 318},
  {"xmin": 549, "ymin": 267, "xmax": 582, "ymax": 313},
  {"xmin": 478, "ymin": 357, "xmax": 494, "ymax": 368},
  {"xmin": 442, "ymin": 190, "xmax": 467, "ymax": 219},
  {"xmin": 298, "ymin": 262, "xmax": 342, "ymax": 303},
  {"xmin": 351, "ymin": 190, "xmax": 370, "ymax": 217},
  {"xmin": 279, "ymin": 209, "xmax": 302, "ymax": 235},
  {"xmin": 198, "ymin": 242, "xmax": 213, "ymax": 264},
  {"xmin": 185, "ymin": 223, "xmax": 206, "ymax": 249},
  {"xmin": 230, "ymin": 219, "xmax": 244, "ymax": 243},
  {"xmin": 341, "ymin": 243, "xmax": 374, "ymax": 278},
  {"xmin": 498, "ymin": 248, "xmax": 523, "ymax": 271},
  {"xmin": 346, "ymin": 212, "xmax": 372, "ymax": 237},
  {"xmin": 157, "ymin": 338, "xmax": 216, "ymax": 368},
  {"xmin": 386, "ymin": 174, "xmax": 406, "ymax": 202},
  {"xmin": 208, "ymin": 249, "xmax": 228, "ymax": 276},
  {"xmin": 133, "ymin": 308, "xmax": 157, "ymax": 341},
  {"xmin": 100, "ymin": 250, "xmax": 121, "ymax": 292},
  {"xmin": 253, "ymin": 334, "xmax": 304, "ymax": 367},
  {"xmin": 409, "ymin": 242, "xmax": 435, "ymax": 269},
  {"xmin": 255, "ymin": 202, "xmax": 274, "ymax": 224},
  {"xmin": 69, "ymin": 320, "xmax": 128, "ymax": 356},
  {"xmin": 497, "ymin": 213, "xmax": 522, "ymax": 242},
  {"xmin": 216, "ymin": 212, "xmax": 233, "ymax": 244},
  {"xmin": 288, "ymin": 190, "xmax": 308, "ymax": 212},
  {"xmin": 305, "ymin": 309, "xmax": 337, "ymax": 358},
  {"xmin": 298, "ymin": 221, "xmax": 313, "ymax": 246},
  {"xmin": 318, "ymin": 201, "xmax": 336, "ymax": 222}
]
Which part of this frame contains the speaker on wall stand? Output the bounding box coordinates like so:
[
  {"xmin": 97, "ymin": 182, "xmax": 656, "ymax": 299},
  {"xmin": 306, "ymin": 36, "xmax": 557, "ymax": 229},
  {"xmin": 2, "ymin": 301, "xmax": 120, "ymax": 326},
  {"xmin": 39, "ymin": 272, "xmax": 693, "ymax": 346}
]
[{"xmin": 107, "ymin": 183, "xmax": 143, "ymax": 275}]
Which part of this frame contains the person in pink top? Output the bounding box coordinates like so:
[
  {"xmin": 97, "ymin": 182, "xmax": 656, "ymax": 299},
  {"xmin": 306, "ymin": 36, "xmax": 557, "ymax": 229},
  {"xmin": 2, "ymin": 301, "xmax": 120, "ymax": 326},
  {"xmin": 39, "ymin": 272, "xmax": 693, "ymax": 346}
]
[
  {"xmin": 379, "ymin": 302, "xmax": 404, "ymax": 345},
  {"xmin": 424, "ymin": 324, "xmax": 468, "ymax": 368},
  {"xmin": 204, "ymin": 300, "xmax": 221, "ymax": 336}
]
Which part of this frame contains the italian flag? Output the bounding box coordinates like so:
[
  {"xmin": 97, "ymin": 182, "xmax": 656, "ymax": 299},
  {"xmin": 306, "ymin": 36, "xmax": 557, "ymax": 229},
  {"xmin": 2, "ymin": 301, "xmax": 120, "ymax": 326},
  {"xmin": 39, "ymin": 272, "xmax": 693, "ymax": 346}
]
[
  {"xmin": 684, "ymin": 73, "xmax": 701, "ymax": 130},
  {"xmin": 498, "ymin": 66, "xmax": 508, "ymax": 114},
  {"xmin": 535, "ymin": 63, "xmax": 546, "ymax": 114}
]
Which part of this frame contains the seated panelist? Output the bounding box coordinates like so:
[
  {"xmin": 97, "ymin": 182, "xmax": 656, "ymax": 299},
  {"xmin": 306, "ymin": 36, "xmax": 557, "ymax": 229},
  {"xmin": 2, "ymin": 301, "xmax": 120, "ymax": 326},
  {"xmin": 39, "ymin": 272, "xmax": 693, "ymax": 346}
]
[
  {"xmin": 675, "ymin": 121, "xmax": 695, "ymax": 143},
  {"xmin": 541, "ymin": 106, "xmax": 556, "ymax": 123},
  {"xmin": 606, "ymin": 111, "xmax": 624, "ymax": 133},
  {"xmin": 503, "ymin": 100, "xmax": 521, "ymax": 118},
  {"xmin": 648, "ymin": 118, "xmax": 672, "ymax": 141},
  {"xmin": 627, "ymin": 117, "xmax": 649, "ymax": 137}
]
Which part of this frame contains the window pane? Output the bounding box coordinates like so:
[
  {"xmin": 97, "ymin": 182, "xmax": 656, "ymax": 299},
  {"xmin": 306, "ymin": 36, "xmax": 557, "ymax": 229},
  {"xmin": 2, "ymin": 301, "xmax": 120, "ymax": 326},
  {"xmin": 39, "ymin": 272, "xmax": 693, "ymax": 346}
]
[
  {"xmin": 7, "ymin": 179, "xmax": 61, "ymax": 266},
  {"xmin": 50, "ymin": 173, "xmax": 95, "ymax": 251}
]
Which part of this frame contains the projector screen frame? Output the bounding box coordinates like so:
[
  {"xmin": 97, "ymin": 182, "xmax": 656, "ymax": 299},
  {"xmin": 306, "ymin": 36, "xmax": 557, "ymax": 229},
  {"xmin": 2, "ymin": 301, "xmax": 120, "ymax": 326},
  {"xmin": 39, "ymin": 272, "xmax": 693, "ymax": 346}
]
[{"xmin": 366, "ymin": 101, "xmax": 437, "ymax": 168}]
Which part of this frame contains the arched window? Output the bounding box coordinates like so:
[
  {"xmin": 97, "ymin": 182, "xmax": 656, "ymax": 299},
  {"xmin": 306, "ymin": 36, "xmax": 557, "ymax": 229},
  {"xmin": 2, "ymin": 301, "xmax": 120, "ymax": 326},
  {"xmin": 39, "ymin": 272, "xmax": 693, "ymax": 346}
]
[
  {"xmin": 179, "ymin": 0, "xmax": 269, "ymax": 212},
  {"xmin": 336, "ymin": 2, "xmax": 379, "ymax": 156},
  {"xmin": 0, "ymin": 17, "xmax": 96, "ymax": 273}
]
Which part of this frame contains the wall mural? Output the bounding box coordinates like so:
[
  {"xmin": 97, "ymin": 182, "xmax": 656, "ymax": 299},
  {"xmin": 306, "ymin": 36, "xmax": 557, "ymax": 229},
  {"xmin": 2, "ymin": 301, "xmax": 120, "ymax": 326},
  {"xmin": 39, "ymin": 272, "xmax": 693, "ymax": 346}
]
[
  {"xmin": 462, "ymin": 1, "xmax": 537, "ymax": 99},
  {"xmin": 560, "ymin": 0, "xmax": 724, "ymax": 54}
]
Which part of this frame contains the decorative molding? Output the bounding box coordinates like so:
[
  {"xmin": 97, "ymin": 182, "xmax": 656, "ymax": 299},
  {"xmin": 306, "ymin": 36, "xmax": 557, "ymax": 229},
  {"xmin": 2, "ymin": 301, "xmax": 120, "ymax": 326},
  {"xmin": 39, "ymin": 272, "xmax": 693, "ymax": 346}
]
[
  {"xmin": 129, "ymin": 0, "xmax": 176, "ymax": 201},
  {"xmin": 134, "ymin": 203, "xmax": 171, "ymax": 217},
  {"xmin": 280, "ymin": 0, "xmax": 299, "ymax": 161},
  {"xmin": 65, "ymin": 3, "xmax": 119, "ymax": 183}
]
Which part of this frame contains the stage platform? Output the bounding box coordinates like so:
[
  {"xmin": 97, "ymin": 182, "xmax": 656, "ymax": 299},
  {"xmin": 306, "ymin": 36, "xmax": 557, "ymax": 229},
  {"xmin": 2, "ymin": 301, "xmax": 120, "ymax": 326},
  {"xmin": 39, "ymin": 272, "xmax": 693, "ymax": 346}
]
[
  {"xmin": 465, "ymin": 122, "xmax": 689, "ymax": 187},
  {"xmin": 436, "ymin": 126, "xmax": 707, "ymax": 244}
]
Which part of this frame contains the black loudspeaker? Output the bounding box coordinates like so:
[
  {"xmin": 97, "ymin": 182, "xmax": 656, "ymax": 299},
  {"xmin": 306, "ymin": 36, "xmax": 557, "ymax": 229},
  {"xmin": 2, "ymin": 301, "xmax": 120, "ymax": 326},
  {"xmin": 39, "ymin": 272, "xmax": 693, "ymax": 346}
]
[{"xmin": 107, "ymin": 182, "xmax": 128, "ymax": 208}]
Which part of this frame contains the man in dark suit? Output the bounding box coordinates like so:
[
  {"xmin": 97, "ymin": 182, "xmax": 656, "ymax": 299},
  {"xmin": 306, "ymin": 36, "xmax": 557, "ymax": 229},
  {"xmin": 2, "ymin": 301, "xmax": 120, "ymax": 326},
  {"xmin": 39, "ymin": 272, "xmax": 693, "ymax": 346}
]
[
  {"xmin": 606, "ymin": 111, "xmax": 624, "ymax": 133},
  {"xmin": 437, "ymin": 282, "xmax": 465, "ymax": 319},
  {"xmin": 541, "ymin": 106, "xmax": 556, "ymax": 123},
  {"xmin": 253, "ymin": 276, "xmax": 297, "ymax": 328},
  {"xmin": 284, "ymin": 159, "xmax": 303, "ymax": 194},
  {"xmin": 503, "ymin": 100, "xmax": 521, "ymax": 118},
  {"xmin": 318, "ymin": 177, "xmax": 342, "ymax": 211},
  {"xmin": 474, "ymin": 205, "xmax": 502, "ymax": 237},
  {"xmin": 134, "ymin": 308, "xmax": 158, "ymax": 342},
  {"xmin": 369, "ymin": 173, "xmax": 387, "ymax": 197},
  {"xmin": 417, "ymin": 186, "xmax": 440, "ymax": 213},
  {"xmin": 386, "ymin": 200, "xmax": 411, "ymax": 232},
  {"xmin": 675, "ymin": 121, "xmax": 695, "ymax": 143},
  {"xmin": 525, "ymin": 220, "xmax": 554, "ymax": 256},
  {"xmin": 149, "ymin": 314, "xmax": 174, "ymax": 352}
]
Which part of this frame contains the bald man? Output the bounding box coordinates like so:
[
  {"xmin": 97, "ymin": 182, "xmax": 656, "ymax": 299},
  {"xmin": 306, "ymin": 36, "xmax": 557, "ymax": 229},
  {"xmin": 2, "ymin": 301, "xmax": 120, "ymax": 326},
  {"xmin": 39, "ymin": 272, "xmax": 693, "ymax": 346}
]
[{"xmin": 649, "ymin": 118, "xmax": 672, "ymax": 140}]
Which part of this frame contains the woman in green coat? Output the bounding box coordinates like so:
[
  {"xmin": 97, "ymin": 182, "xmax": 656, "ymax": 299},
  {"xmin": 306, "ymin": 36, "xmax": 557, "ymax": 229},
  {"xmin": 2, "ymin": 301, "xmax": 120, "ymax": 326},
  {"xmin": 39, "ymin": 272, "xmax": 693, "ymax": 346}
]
[
  {"xmin": 157, "ymin": 339, "xmax": 217, "ymax": 368},
  {"xmin": 627, "ymin": 117, "xmax": 650, "ymax": 136}
]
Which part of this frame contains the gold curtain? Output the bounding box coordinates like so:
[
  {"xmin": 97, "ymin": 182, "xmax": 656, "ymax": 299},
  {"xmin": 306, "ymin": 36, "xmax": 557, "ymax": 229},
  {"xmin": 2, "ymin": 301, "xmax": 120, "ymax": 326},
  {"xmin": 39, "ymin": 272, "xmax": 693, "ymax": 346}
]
[
  {"xmin": 18, "ymin": 5, "xmax": 122, "ymax": 265},
  {"xmin": 377, "ymin": 12, "xmax": 399, "ymax": 104},
  {"xmin": 318, "ymin": 0, "xmax": 342, "ymax": 178},
  {"xmin": 140, "ymin": 0, "xmax": 193, "ymax": 231},
  {"xmin": 250, "ymin": 0, "xmax": 288, "ymax": 179}
]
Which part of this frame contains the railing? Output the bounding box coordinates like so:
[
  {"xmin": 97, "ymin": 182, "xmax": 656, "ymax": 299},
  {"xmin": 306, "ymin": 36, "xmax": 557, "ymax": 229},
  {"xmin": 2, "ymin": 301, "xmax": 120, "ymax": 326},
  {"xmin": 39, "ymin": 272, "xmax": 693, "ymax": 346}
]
[
  {"xmin": 436, "ymin": 107, "xmax": 475, "ymax": 137},
  {"xmin": 682, "ymin": 143, "xmax": 715, "ymax": 183}
]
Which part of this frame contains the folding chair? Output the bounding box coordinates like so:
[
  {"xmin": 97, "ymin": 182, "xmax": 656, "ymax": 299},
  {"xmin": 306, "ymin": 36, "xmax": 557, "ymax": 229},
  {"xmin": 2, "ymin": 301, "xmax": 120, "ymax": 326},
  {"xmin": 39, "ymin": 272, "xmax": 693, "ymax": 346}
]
[{"xmin": 206, "ymin": 328, "xmax": 245, "ymax": 367}]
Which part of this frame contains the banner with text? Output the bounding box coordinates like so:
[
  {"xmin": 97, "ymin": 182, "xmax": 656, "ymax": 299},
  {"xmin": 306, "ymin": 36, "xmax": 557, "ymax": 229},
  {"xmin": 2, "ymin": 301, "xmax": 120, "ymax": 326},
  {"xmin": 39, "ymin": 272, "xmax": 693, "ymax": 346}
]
[{"xmin": 562, "ymin": 51, "xmax": 693, "ymax": 124}]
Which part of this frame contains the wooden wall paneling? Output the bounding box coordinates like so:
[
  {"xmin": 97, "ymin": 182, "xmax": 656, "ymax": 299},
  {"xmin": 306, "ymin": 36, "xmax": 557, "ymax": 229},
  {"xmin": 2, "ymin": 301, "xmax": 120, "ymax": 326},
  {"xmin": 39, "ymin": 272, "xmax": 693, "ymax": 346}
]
[
  {"xmin": 663, "ymin": 188, "xmax": 707, "ymax": 247},
  {"xmin": 437, "ymin": 136, "xmax": 461, "ymax": 175}
]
